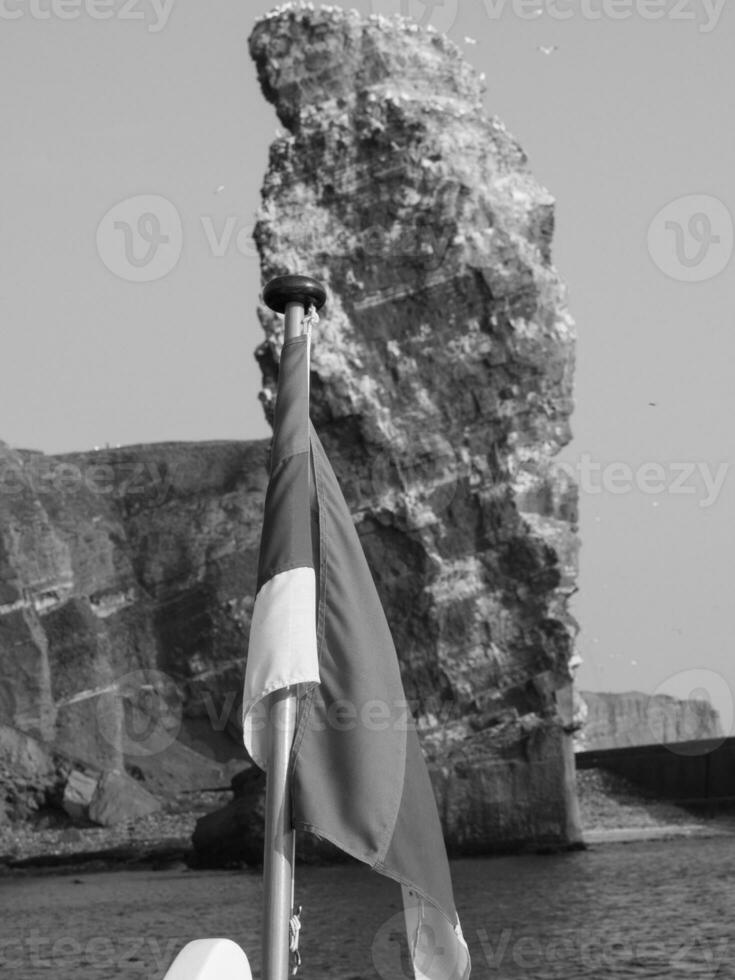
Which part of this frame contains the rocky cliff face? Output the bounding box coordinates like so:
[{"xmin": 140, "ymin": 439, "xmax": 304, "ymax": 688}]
[
  {"xmin": 578, "ymin": 691, "xmax": 724, "ymax": 751},
  {"xmin": 249, "ymin": 3, "xmax": 580, "ymax": 849},
  {"xmin": 0, "ymin": 5, "xmax": 580, "ymax": 851},
  {"xmin": 0, "ymin": 441, "xmax": 264, "ymax": 821}
]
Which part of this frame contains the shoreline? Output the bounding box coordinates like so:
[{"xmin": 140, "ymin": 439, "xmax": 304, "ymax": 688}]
[
  {"xmin": 583, "ymin": 820, "xmax": 735, "ymax": 845},
  {"xmin": 3, "ymin": 766, "xmax": 734, "ymax": 876},
  {"xmin": 3, "ymin": 819, "xmax": 734, "ymax": 877}
]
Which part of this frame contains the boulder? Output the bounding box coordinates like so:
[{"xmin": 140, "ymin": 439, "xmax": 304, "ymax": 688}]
[
  {"xmin": 88, "ymin": 770, "xmax": 161, "ymax": 827},
  {"xmin": 0, "ymin": 723, "xmax": 57, "ymax": 820},
  {"xmin": 61, "ymin": 768, "xmax": 99, "ymax": 822},
  {"xmin": 192, "ymin": 767, "xmax": 266, "ymax": 867},
  {"xmin": 191, "ymin": 767, "xmax": 345, "ymax": 868}
]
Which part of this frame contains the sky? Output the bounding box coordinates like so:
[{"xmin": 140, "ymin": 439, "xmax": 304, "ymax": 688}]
[{"xmin": 1, "ymin": 0, "xmax": 733, "ymax": 732}]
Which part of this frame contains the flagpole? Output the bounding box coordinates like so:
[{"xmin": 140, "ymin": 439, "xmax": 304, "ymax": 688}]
[
  {"xmin": 262, "ymin": 686, "xmax": 297, "ymax": 980},
  {"xmin": 261, "ymin": 275, "xmax": 326, "ymax": 980}
]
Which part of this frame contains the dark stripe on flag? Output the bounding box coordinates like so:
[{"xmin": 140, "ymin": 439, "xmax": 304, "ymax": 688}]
[
  {"xmin": 256, "ymin": 335, "xmax": 313, "ymax": 591},
  {"xmin": 270, "ymin": 335, "xmax": 310, "ymax": 470},
  {"xmin": 257, "ymin": 452, "xmax": 312, "ymax": 591}
]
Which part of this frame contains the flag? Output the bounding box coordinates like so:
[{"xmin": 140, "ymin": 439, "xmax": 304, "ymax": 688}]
[{"xmin": 243, "ymin": 331, "xmax": 470, "ymax": 980}]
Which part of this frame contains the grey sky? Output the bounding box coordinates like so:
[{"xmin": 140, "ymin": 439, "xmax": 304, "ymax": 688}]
[{"xmin": 1, "ymin": 0, "xmax": 733, "ymax": 728}]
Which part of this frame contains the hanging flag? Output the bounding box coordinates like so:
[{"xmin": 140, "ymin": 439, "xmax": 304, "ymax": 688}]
[{"xmin": 243, "ymin": 331, "xmax": 470, "ymax": 980}]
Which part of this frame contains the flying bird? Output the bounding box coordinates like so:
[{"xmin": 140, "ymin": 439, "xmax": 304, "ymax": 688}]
[
  {"xmin": 537, "ymin": 44, "xmax": 558, "ymax": 55},
  {"xmin": 463, "ymin": 35, "xmax": 477, "ymax": 45},
  {"xmin": 648, "ymin": 401, "xmax": 657, "ymax": 406},
  {"xmin": 214, "ymin": 185, "xmax": 225, "ymax": 195}
]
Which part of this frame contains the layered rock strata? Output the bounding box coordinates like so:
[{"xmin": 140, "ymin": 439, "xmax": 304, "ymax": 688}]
[
  {"xmin": 0, "ymin": 441, "xmax": 263, "ymax": 821},
  {"xmin": 247, "ymin": 3, "xmax": 580, "ymax": 851}
]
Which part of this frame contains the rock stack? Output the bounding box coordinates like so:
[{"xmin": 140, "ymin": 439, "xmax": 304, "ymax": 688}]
[{"xmin": 247, "ymin": 3, "xmax": 580, "ymax": 852}]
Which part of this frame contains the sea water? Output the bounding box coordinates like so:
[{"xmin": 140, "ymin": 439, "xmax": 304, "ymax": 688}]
[{"xmin": 0, "ymin": 836, "xmax": 732, "ymax": 979}]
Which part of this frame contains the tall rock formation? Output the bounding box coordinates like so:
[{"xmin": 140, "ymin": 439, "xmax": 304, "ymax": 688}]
[{"xmin": 249, "ymin": 4, "xmax": 580, "ymax": 850}]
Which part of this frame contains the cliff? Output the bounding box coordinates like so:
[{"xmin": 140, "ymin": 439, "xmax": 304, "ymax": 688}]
[
  {"xmin": 0, "ymin": 441, "xmax": 265, "ymax": 821},
  {"xmin": 578, "ymin": 691, "xmax": 724, "ymax": 750},
  {"xmin": 0, "ymin": 4, "xmax": 580, "ymax": 853}
]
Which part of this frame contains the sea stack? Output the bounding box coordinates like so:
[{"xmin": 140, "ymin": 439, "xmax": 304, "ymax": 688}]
[{"xmin": 250, "ymin": 4, "xmax": 581, "ymax": 850}]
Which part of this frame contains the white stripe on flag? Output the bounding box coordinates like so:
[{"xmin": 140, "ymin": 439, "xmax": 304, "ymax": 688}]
[
  {"xmin": 402, "ymin": 886, "xmax": 471, "ymax": 980},
  {"xmin": 242, "ymin": 565, "xmax": 319, "ymax": 769}
]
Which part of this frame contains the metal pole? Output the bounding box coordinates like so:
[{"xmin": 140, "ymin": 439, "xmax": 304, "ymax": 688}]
[
  {"xmin": 262, "ymin": 689, "xmax": 297, "ymax": 980},
  {"xmin": 262, "ymin": 298, "xmax": 304, "ymax": 980}
]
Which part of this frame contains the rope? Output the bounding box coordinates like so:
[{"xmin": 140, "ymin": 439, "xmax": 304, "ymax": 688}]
[
  {"xmin": 289, "ymin": 905, "xmax": 302, "ymax": 976},
  {"xmin": 301, "ymin": 304, "xmax": 319, "ymax": 337}
]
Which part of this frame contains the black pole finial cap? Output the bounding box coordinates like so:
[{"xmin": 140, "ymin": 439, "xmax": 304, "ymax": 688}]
[{"xmin": 263, "ymin": 275, "xmax": 327, "ymax": 315}]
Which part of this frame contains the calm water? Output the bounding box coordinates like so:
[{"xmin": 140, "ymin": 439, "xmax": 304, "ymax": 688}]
[{"xmin": 0, "ymin": 836, "xmax": 733, "ymax": 979}]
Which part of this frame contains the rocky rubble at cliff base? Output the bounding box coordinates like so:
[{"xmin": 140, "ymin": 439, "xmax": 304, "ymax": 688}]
[{"xmin": 3, "ymin": 767, "xmax": 731, "ymax": 873}]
